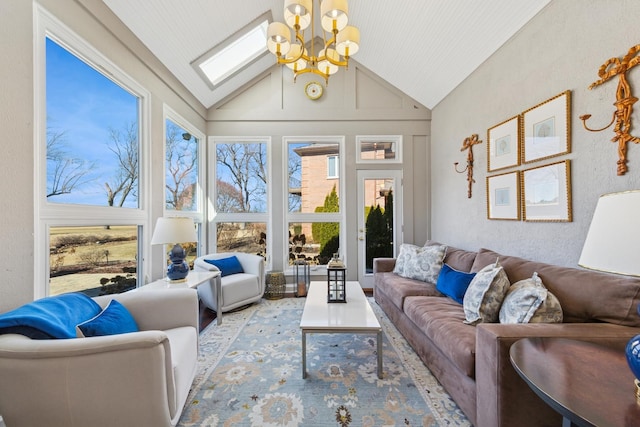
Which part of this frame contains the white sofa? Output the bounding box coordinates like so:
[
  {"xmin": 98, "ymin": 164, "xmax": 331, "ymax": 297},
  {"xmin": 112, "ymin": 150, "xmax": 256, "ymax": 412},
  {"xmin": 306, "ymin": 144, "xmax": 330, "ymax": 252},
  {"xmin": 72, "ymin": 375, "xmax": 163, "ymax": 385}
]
[
  {"xmin": 194, "ymin": 252, "xmax": 265, "ymax": 313},
  {"xmin": 0, "ymin": 288, "xmax": 199, "ymax": 427}
]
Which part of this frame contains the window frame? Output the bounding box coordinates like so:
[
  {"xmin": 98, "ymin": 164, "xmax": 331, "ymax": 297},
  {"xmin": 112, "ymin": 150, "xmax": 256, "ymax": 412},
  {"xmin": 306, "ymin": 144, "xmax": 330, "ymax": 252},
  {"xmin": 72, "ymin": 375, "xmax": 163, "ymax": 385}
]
[
  {"xmin": 162, "ymin": 105, "xmax": 207, "ymax": 260},
  {"xmin": 208, "ymin": 136, "xmax": 272, "ymax": 268},
  {"xmin": 355, "ymin": 135, "xmax": 403, "ymax": 164},
  {"xmin": 283, "ymin": 136, "xmax": 346, "ymax": 273},
  {"xmin": 35, "ymin": 6, "xmax": 151, "ymax": 298}
]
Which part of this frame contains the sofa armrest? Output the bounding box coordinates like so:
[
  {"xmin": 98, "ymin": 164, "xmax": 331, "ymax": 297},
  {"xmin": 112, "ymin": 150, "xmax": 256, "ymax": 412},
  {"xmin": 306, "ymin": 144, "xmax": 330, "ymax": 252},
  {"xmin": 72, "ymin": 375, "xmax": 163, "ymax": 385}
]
[
  {"xmin": 194, "ymin": 257, "xmax": 220, "ymax": 273},
  {"xmin": 96, "ymin": 288, "xmax": 198, "ymax": 332},
  {"xmin": 373, "ymin": 257, "xmax": 396, "ymax": 273},
  {"xmin": 0, "ymin": 330, "xmax": 178, "ymax": 426},
  {"xmin": 475, "ymin": 322, "xmax": 639, "ymax": 427},
  {"xmin": 235, "ymin": 253, "xmax": 266, "ymax": 291}
]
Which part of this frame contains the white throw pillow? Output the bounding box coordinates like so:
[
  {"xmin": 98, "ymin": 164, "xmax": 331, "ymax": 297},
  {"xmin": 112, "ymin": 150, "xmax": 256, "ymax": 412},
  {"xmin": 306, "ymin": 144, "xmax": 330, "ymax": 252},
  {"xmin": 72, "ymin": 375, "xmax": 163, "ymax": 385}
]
[
  {"xmin": 463, "ymin": 259, "xmax": 510, "ymax": 325},
  {"xmin": 499, "ymin": 272, "xmax": 563, "ymax": 324}
]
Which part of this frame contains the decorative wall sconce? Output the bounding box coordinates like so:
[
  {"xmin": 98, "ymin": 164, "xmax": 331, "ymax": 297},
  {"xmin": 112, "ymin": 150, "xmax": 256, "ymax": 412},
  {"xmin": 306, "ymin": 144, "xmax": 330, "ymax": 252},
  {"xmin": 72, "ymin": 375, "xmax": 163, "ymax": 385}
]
[
  {"xmin": 454, "ymin": 134, "xmax": 482, "ymax": 198},
  {"xmin": 579, "ymin": 44, "xmax": 640, "ymax": 176}
]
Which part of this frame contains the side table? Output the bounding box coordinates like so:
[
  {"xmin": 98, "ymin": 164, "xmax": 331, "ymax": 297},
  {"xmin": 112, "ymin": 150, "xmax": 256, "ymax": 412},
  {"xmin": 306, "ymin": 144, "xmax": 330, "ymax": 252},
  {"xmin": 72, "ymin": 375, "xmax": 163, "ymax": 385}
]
[
  {"xmin": 510, "ymin": 337, "xmax": 640, "ymax": 427},
  {"xmin": 140, "ymin": 270, "xmax": 222, "ymax": 325}
]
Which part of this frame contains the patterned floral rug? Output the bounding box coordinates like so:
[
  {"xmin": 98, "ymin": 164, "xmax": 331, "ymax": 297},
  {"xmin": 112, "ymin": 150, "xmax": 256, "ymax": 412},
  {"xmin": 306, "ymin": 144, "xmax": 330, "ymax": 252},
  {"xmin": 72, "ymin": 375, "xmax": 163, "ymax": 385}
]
[{"xmin": 178, "ymin": 297, "xmax": 471, "ymax": 427}]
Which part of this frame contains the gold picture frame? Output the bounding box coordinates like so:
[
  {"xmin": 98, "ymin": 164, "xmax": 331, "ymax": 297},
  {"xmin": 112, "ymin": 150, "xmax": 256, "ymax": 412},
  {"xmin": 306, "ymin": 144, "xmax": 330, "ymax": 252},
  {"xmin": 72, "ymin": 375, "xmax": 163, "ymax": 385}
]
[
  {"xmin": 522, "ymin": 90, "xmax": 571, "ymax": 164},
  {"xmin": 487, "ymin": 171, "xmax": 520, "ymax": 220},
  {"xmin": 522, "ymin": 160, "xmax": 572, "ymax": 222},
  {"xmin": 487, "ymin": 115, "xmax": 521, "ymax": 172}
]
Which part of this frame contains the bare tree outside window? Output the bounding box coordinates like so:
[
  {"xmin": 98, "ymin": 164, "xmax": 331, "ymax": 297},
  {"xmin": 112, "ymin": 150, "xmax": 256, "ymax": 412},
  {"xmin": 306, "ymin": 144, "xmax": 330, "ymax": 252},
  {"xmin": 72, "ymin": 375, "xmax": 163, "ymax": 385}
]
[
  {"xmin": 46, "ymin": 125, "xmax": 93, "ymax": 198},
  {"xmin": 216, "ymin": 143, "xmax": 267, "ymax": 213},
  {"xmin": 165, "ymin": 120, "xmax": 198, "ymax": 211},
  {"xmin": 105, "ymin": 122, "xmax": 138, "ymax": 207}
]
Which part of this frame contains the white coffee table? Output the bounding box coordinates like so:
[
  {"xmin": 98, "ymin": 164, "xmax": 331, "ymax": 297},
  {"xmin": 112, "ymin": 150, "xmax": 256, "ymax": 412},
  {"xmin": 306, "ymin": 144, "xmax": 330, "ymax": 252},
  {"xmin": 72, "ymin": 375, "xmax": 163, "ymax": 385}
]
[{"xmin": 300, "ymin": 281, "xmax": 382, "ymax": 379}]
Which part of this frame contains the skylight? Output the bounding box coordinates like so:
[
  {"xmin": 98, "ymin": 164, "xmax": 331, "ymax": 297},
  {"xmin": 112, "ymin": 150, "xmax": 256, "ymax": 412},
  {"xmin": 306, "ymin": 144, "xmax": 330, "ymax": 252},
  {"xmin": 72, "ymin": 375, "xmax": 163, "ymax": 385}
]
[{"xmin": 196, "ymin": 19, "xmax": 269, "ymax": 88}]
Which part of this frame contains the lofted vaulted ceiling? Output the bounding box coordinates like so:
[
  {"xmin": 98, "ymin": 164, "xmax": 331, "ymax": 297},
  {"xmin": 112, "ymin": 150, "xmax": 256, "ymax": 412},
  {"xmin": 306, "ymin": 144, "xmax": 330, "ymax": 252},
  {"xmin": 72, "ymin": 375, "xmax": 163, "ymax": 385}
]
[{"xmin": 102, "ymin": 0, "xmax": 551, "ymax": 110}]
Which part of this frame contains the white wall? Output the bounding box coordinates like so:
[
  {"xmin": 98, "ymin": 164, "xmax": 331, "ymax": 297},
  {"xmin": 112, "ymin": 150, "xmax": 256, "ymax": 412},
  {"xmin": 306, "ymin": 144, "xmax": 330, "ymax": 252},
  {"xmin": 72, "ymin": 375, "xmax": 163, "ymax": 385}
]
[{"xmin": 431, "ymin": 0, "xmax": 640, "ymax": 266}]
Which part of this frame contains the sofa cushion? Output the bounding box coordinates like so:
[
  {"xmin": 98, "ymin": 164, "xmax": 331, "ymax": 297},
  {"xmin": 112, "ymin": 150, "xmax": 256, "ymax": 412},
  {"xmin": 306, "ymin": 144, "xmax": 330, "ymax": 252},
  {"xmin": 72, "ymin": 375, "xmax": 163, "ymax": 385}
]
[
  {"xmin": 472, "ymin": 248, "xmax": 640, "ymax": 326},
  {"xmin": 204, "ymin": 256, "xmax": 244, "ymax": 277},
  {"xmin": 463, "ymin": 260, "xmax": 510, "ymax": 325},
  {"xmin": 425, "ymin": 241, "xmax": 477, "ymax": 272},
  {"xmin": 76, "ymin": 299, "xmax": 139, "ymax": 337},
  {"xmin": 404, "ymin": 296, "xmax": 476, "ymax": 378},
  {"xmin": 395, "ymin": 244, "xmax": 447, "ymax": 283},
  {"xmin": 375, "ymin": 272, "xmax": 440, "ymax": 311},
  {"xmin": 436, "ymin": 263, "xmax": 476, "ymax": 304},
  {"xmin": 499, "ymin": 272, "xmax": 563, "ymax": 324},
  {"xmin": 0, "ymin": 293, "xmax": 102, "ymax": 339}
]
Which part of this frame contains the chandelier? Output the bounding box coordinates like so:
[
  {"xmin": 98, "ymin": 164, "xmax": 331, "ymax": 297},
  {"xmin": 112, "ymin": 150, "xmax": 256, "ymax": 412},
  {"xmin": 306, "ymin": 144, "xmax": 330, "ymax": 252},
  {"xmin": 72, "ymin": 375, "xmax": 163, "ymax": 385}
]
[{"xmin": 266, "ymin": 0, "xmax": 360, "ymax": 84}]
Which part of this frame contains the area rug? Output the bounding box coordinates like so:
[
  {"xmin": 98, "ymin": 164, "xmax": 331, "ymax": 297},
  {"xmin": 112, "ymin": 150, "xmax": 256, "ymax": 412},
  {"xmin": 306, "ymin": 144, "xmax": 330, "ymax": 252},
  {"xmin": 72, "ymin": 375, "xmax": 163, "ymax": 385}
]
[{"xmin": 178, "ymin": 297, "xmax": 471, "ymax": 427}]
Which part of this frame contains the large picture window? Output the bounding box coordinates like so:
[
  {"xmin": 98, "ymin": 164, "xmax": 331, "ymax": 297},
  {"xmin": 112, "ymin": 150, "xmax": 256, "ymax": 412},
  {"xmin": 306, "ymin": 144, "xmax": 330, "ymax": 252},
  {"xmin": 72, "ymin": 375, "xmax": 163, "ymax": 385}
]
[
  {"xmin": 163, "ymin": 109, "xmax": 205, "ymax": 267},
  {"xmin": 36, "ymin": 8, "xmax": 149, "ymax": 298},
  {"xmin": 286, "ymin": 138, "xmax": 344, "ymax": 268},
  {"xmin": 46, "ymin": 37, "xmax": 140, "ymax": 208},
  {"xmin": 210, "ymin": 138, "xmax": 269, "ymax": 257}
]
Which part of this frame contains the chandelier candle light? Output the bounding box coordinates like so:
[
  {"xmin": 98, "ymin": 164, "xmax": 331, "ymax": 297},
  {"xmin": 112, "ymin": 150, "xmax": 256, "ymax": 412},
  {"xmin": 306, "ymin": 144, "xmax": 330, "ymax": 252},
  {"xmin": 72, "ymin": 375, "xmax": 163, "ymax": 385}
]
[
  {"xmin": 267, "ymin": 0, "xmax": 360, "ymax": 84},
  {"xmin": 150, "ymin": 217, "xmax": 197, "ymax": 282}
]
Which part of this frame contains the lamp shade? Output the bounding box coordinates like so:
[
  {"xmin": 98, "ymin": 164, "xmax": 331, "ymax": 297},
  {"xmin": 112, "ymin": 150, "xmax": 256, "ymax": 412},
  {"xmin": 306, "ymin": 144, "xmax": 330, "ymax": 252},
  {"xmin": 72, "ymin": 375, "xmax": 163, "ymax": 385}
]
[
  {"xmin": 336, "ymin": 25, "xmax": 360, "ymax": 56},
  {"xmin": 578, "ymin": 190, "xmax": 640, "ymax": 276},
  {"xmin": 267, "ymin": 22, "xmax": 291, "ymax": 56},
  {"xmin": 284, "ymin": 0, "xmax": 312, "ymax": 30},
  {"xmin": 150, "ymin": 217, "xmax": 197, "ymax": 245},
  {"xmin": 321, "ymin": 0, "xmax": 349, "ymax": 32}
]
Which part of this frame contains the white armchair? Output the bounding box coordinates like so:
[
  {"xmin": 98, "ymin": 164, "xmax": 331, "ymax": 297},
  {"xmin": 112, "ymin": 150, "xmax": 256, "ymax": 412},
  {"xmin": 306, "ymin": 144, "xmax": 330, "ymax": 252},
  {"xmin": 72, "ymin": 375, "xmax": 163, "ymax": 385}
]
[
  {"xmin": 194, "ymin": 252, "xmax": 265, "ymax": 313},
  {"xmin": 0, "ymin": 289, "xmax": 198, "ymax": 427}
]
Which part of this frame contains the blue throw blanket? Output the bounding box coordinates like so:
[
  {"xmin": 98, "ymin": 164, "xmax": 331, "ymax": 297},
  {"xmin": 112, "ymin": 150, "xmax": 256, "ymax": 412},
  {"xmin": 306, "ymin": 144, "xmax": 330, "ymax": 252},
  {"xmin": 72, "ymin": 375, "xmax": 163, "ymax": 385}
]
[{"xmin": 0, "ymin": 293, "xmax": 102, "ymax": 339}]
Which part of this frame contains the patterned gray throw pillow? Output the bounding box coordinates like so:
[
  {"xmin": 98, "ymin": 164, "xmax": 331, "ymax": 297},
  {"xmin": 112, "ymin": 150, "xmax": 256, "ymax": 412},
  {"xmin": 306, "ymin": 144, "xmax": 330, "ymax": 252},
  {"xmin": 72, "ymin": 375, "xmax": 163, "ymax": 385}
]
[
  {"xmin": 393, "ymin": 243, "xmax": 421, "ymax": 276},
  {"xmin": 463, "ymin": 259, "xmax": 510, "ymax": 325},
  {"xmin": 499, "ymin": 272, "xmax": 563, "ymax": 324},
  {"xmin": 396, "ymin": 244, "xmax": 447, "ymax": 284}
]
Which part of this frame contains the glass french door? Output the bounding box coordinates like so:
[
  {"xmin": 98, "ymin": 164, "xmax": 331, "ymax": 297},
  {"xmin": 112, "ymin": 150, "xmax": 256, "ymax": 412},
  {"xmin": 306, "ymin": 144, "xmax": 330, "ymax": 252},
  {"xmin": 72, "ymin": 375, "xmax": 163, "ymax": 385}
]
[{"xmin": 356, "ymin": 170, "xmax": 403, "ymax": 287}]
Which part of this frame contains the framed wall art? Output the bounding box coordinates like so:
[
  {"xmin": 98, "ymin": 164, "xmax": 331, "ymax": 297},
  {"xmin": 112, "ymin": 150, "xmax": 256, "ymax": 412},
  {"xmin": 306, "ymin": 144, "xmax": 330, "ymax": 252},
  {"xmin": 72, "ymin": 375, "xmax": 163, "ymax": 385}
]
[
  {"xmin": 487, "ymin": 115, "xmax": 520, "ymax": 172},
  {"xmin": 522, "ymin": 160, "xmax": 572, "ymax": 222},
  {"xmin": 522, "ymin": 90, "xmax": 571, "ymax": 163},
  {"xmin": 487, "ymin": 171, "xmax": 520, "ymax": 220}
]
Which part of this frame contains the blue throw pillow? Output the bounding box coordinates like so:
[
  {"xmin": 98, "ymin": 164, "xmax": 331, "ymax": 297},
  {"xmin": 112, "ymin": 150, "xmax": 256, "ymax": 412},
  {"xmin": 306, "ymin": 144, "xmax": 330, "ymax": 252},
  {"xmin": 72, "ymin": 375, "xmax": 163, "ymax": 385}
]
[
  {"xmin": 204, "ymin": 256, "xmax": 244, "ymax": 277},
  {"xmin": 0, "ymin": 293, "xmax": 102, "ymax": 339},
  {"xmin": 76, "ymin": 299, "xmax": 139, "ymax": 337},
  {"xmin": 436, "ymin": 263, "xmax": 476, "ymax": 305}
]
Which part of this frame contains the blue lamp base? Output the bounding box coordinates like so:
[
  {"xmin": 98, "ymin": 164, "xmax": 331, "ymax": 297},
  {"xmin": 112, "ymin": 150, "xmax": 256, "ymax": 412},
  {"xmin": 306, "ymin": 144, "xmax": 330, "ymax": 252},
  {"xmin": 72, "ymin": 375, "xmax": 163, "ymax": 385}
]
[
  {"xmin": 625, "ymin": 302, "xmax": 640, "ymax": 401},
  {"xmin": 166, "ymin": 244, "xmax": 189, "ymax": 282}
]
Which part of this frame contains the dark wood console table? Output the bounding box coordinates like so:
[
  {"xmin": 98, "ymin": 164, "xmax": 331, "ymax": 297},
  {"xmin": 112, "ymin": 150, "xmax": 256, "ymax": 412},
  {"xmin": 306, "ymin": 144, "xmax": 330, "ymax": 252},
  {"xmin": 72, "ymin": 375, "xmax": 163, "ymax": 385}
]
[{"xmin": 510, "ymin": 337, "xmax": 640, "ymax": 427}]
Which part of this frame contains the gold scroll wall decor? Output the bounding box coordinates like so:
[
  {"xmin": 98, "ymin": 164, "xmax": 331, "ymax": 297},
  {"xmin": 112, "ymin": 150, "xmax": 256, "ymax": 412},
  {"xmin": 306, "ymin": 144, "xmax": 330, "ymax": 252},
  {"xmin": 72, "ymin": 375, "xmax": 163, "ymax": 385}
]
[
  {"xmin": 579, "ymin": 44, "xmax": 640, "ymax": 176},
  {"xmin": 454, "ymin": 134, "xmax": 482, "ymax": 198}
]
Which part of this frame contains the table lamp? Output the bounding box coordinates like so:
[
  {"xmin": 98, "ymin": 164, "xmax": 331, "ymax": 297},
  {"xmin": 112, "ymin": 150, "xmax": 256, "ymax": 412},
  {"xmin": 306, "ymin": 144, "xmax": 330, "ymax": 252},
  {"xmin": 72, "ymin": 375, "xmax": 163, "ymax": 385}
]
[
  {"xmin": 578, "ymin": 190, "xmax": 640, "ymax": 399},
  {"xmin": 151, "ymin": 217, "xmax": 197, "ymax": 282}
]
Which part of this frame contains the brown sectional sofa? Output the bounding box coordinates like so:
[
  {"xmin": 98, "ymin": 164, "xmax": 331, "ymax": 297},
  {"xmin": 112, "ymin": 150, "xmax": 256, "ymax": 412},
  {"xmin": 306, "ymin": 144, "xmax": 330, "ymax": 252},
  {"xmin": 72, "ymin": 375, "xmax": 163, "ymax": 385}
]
[{"xmin": 373, "ymin": 242, "xmax": 640, "ymax": 427}]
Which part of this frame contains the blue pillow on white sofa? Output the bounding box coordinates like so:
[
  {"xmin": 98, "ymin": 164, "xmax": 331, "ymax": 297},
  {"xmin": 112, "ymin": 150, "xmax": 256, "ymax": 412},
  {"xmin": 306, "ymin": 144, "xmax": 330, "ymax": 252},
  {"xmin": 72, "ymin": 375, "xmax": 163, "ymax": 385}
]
[
  {"xmin": 76, "ymin": 299, "xmax": 139, "ymax": 337},
  {"xmin": 204, "ymin": 256, "xmax": 244, "ymax": 277}
]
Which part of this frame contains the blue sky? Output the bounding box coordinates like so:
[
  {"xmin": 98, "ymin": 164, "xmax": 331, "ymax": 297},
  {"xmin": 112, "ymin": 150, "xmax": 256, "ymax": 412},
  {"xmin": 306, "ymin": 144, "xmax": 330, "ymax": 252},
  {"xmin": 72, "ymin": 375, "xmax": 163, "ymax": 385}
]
[{"xmin": 46, "ymin": 37, "xmax": 139, "ymax": 207}]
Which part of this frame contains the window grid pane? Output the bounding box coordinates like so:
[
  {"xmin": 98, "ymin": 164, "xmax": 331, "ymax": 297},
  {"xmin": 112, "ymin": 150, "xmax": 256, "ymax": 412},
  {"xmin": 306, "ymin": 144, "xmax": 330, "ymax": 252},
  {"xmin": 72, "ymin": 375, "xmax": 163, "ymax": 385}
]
[
  {"xmin": 49, "ymin": 225, "xmax": 138, "ymax": 296},
  {"xmin": 46, "ymin": 37, "xmax": 140, "ymax": 208}
]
